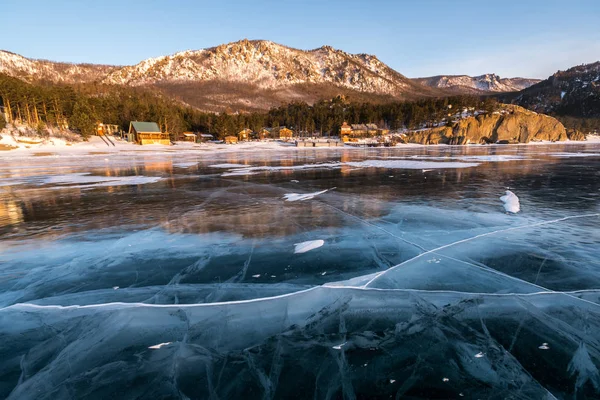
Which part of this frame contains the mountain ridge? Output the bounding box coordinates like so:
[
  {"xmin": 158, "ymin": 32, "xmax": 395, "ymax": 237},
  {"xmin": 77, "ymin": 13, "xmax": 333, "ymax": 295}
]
[
  {"xmin": 413, "ymin": 74, "xmax": 540, "ymax": 93},
  {"xmin": 0, "ymin": 40, "xmax": 545, "ymax": 111}
]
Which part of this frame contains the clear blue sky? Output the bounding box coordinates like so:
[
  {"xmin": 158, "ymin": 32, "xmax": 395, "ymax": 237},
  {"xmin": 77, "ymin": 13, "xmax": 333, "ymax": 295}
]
[{"xmin": 2, "ymin": 0, "xmax": 599, "ymax": 78}]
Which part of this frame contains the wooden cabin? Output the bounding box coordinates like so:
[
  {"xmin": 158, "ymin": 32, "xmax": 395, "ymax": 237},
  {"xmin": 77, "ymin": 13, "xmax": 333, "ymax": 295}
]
[
  {"xmin": 279, "ymin": 127, "xmax": 293, "ymax": 140},
  {"xmin": 181, "ymin": 132, "xmax": 197, "ymax": 142},
  {"xmin": 258, "ymin": 128, "xmax": 271, "ymax": 140},
  {"xmin": 128, "ymin": 121, "xmax": 170, "ymax": 145},
  {"xmin": 340, "ymin": 122, "xmax": 352, "ymax": 138},
  {"xmin": 238, "ymin": 128, "xmax": 253, "ymax": 141},
  {"xmin": 198, "ymin": 133, "xmax": 215, "ymax": 143},
  {"xmin": 224, "ymin": 136, "xmax": 238, "ymax": 144},
  {"xmin": 96, "ymin": 123, "xmax": 120, "ymax": 137},
  {"xmin": 344, "ymin": 123, "xmax": 387, "ymax": 139},
  {"xmin": 270, "ymin": 127, "xmax": 294, "ymax": 140}
]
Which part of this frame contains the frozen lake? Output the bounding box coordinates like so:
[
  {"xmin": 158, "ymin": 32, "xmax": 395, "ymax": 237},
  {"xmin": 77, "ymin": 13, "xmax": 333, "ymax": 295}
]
[{"xmin": 1, "ymin": 144, "xmax": 600, "ymax": 398}]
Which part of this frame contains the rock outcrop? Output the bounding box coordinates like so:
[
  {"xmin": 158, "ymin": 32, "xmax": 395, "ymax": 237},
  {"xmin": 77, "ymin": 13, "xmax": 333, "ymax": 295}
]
[
  {"xmin": 407, "ymin": 105, "xmax": 568, "ymax": 145},
  {"xmin": 566, "ymin": 129, "xmax": 587, "ymax": 141}
]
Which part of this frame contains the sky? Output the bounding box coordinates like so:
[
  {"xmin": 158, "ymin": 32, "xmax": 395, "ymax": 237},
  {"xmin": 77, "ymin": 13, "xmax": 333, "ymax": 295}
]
[{"xmin": 2, "ymin": 0, "xmax": 599, "ymax": 79}]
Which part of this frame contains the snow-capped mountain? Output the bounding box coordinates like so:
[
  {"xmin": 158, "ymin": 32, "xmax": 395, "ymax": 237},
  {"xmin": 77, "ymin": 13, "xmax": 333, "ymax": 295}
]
[
  {"xmin": 413, "ymin": 74, "xmax": 540, "ymax": 93},
  {"xmin": 102, "ymin": 40, "xmax": 434, "ymax": 97},
  {"xmin": 513, "ymin": 62, "xmax": 600, "ymax": 117},
  {"xmin": 0, "ymin": 40, "xmax": 544, "ymax": 112},
  {"xmin": 0, "ymin": 40, "xmax": 446, "ymax": 111},
  {"xmin": 0, "ymin": 50, "xmax": 116, "ymax": 84}
]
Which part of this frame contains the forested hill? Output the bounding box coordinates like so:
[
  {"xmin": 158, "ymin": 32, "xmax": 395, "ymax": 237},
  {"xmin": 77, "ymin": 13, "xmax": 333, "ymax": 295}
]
[{"xmin": 0, "ymin": 73, "xmax": 501, "ymax": 139}]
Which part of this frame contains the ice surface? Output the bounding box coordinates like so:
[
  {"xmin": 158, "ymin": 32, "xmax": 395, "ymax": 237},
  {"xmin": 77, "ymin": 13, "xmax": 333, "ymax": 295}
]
[
  {"xmin": 294, "ymin": 240, "xmax": 325, "ymax": 254},
  {"xmin": 2, "ymin": 144, "xmax": 600, "ymax": 399},
  {"xmin": 500, "ymin": 190, "xmax": 520, "ymax": 213},
  {"xmin": 2, "ymin": 288, "xmax": 599, "ymax": 399}
]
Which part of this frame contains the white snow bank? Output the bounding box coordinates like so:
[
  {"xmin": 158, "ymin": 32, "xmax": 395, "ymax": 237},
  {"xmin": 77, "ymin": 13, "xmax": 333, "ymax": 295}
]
[
  {"xmin": 294, "ymin": 240, "xmax": 325, "ymax": 254},
  {"xmin": 283, "ymin": 189, "xmax": 333, "ymax": 202},
  {"xmin": 500, "ymin": 190, "xmax": 520, "ymax": 213}
]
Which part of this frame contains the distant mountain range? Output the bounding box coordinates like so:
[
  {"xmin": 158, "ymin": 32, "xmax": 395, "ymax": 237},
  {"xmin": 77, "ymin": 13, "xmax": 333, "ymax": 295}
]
[
  {"xmin": 413, "ymin": 74, "xmax": 540, "ymax": 94},
  {"xmin": 0, "ymin": 40, "xmax": 541, "ymax": 112}
]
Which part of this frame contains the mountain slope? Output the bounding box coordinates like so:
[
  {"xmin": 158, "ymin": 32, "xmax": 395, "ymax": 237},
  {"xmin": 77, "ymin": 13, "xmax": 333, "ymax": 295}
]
[
  {"xmin": 1, "ymin": 41, "xmax": 445, "ymax": 111},
  {"xmin": 0, "ymin": 50, "xmax": 117, "ymax": 84},
  {"xmin": 0, "ymin": 40, "xmax": 540, "ymax": 112},
  {"xmin": 102, "ymin": 40, "xmax": 446, "ymax": 110},
  {"xmin": 414, "ymin": 74, "xmax": 539, "ymax": 94},
  {"xmin": 512, "ymin": 62, "xmax": 600, "ymax": 118}
]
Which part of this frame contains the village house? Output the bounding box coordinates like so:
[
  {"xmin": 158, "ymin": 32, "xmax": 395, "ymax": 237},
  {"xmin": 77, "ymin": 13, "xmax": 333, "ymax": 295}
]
[
  {"xmin": 128, "ymin": 121, "xmax": 170, "ymax": 145},
  {"xmin": 258, "ymin": 128, "xmax": 272, "ymax": 140},
  {"xmin": 270, "ymin": 126, "xmax": 294, "ymax": 140},
  {"xmin": 180, "ymin": 132, "xmax": 197, "ymax": 142},
  {"xmin": 340, "ymin": 122, "xmax": 352, "ymax": 137},
  {"xmin": 340, "ymin": 122, "xmax": 389, "ymax": 141},
  {"xmin": 237, "ymin": 128, "xmax": 253, "ymax": 141},
  {"xmin": 96, "ymin": 123, "xmax": 121, "ymax": 137},
  {"xmin": 198, "ymin": 133, "xmax": 214, "ymax": 143},
  {"xmin": 224, "ymin": 135, "xmax": 238, "ymax": 144}
]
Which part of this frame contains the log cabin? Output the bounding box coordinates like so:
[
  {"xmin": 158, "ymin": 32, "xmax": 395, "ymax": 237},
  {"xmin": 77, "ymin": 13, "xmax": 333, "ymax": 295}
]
[{"xmin": 128, "ymin": 121, "xmax": 170, "ymax": 145}]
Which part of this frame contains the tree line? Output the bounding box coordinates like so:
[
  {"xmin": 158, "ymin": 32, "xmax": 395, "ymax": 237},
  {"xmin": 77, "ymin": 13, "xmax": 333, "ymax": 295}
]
[{"xmin": 0, "ymin": 73, "xmax": 501, "ymax": 139}]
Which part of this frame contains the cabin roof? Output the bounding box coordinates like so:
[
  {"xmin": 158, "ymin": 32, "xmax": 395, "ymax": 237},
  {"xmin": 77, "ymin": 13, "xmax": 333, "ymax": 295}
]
[{"xmin": 130, "ymin": 121, "xmax": 161, "ymax": 133}]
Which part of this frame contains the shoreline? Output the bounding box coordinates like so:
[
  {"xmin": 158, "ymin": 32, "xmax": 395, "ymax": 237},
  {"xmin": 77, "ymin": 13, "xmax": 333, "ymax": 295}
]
[{"xmin": 1, "ymin": 134, "xmax": 600, "ymax": 159}]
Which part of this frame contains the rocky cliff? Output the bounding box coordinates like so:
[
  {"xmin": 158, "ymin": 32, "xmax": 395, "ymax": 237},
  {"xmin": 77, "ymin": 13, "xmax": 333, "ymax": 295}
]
[{"xmin": 406, "ymin": 105, "xmax": 569, "ymax": 145}]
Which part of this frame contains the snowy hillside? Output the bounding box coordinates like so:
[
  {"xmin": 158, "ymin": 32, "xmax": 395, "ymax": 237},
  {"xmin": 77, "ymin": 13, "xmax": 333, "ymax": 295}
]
[
  {"xmin": 102, "ymin": 40, "xmax": 426, "ymax": 96},
  {"xmin": 0, "ymin": 50, "xmax": 116, "ymax": 83},
  {"xmin": 514, "ymin": 61, "xmax": 600, "ymax": 117}
]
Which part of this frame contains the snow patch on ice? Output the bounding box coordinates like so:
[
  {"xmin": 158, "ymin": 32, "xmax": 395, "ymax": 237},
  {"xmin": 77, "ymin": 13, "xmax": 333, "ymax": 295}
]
[
  {"xmin": 222, "ymin": 162, "xmax": 340, "ymax": 176},
  {"xmin": 148, "ymin": 342, "xmax": 172, "ymax": 349},
  {"xmin": 283, "ymin": 189, "xmax": 333, "ymax": 202},
  {"xmin": 294, "ymin": 240, "xmax": 325, "ymax": 254},
  {"xmin": 550, "ymin": 152, "xmax": 600, "ymax": 158},
  {"xmin": 500, "ymin": 190, "xmax": 520, "ymax": 213}
]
